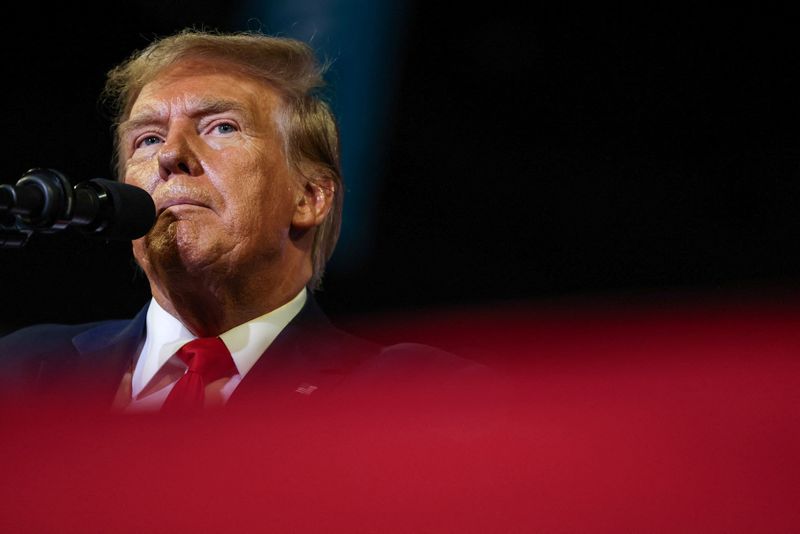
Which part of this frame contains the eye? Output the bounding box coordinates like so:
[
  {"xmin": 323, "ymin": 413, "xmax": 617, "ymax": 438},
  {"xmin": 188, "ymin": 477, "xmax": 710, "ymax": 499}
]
[
  {"xmin": 137, "ymin": 135, "xmax": 163, "ymax": 148},
  {"xmin": 211, "ymin": 122, "xmax": 238, "ymax": 135}
]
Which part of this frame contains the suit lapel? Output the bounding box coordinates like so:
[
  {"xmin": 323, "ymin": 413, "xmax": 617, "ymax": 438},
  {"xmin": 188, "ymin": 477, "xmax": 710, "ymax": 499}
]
[
  {"xmin": 66, "ymin": 304, "xmax": 148, "ymax": 406},
  {"xmin": 229, "ymin": 295, "xmax": 380, "ymax": 406}
]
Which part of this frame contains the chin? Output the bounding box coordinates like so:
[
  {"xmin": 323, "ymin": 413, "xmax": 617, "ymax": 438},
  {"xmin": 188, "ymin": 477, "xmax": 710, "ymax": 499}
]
[{"xmin": 136, "ymin": 223, "xmax": 201, "ymax": 273}]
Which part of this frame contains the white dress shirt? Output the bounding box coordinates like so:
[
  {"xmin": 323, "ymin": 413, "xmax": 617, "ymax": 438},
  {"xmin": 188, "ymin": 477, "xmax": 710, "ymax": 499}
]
[{"xmin": 123, "ymin": 288, "xmax": 307, "ymax": 412}]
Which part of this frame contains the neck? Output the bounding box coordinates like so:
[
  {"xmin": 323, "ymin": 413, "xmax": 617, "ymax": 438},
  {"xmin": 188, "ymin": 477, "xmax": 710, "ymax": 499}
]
[{"xmin": 147, "ymin": 261, "xmax": 310, "ymax": 337}]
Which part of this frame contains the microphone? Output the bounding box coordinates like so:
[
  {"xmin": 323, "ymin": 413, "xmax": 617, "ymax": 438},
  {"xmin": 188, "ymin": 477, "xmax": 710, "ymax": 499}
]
[{"xmin": 0, "ymin": 168, "xmax": 155, "ymax": 247}]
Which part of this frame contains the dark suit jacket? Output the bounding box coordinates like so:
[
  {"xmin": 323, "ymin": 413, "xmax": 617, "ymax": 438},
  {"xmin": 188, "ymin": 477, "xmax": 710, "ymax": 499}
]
[{"xmin": 0, "ymin": 295, "xmax": 489, "ymax": 413}]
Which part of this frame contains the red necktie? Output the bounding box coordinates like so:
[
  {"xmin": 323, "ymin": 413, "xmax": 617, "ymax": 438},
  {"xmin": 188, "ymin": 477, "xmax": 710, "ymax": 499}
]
[{"xmin": 161, "ymin": 336, "xmax": 237, "ymax": 413}]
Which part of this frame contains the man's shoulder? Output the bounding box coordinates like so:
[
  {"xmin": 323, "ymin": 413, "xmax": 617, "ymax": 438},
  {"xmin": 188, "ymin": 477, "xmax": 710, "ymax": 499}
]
[
  {"xmin": 1, "ymin": 322, "xmax": 98, "ymax": 356},
  {"xmin": 331, "ymin": 332, "xmax": 497, "ymax": 400},
  {"xmin": 366, "ymin": 340, "xmax": 488, "ymax": 378},
  {"xmin": 0, "ymin": 319, "xmax": 131, "ymax": 356},
  {"xmin": 0, "ymin": 316, "xmax": 141, "ymax": 400},
  {"xmin": 300, "ymin": 296, "xmax": 493, "ymax": 385},
  {"xmin": 299, "ymin": 309, "xmax": 486, "ymax": 378},
  {"xmin": 296, "ymin": 328, "xmax": 507, "ymax": 438}
]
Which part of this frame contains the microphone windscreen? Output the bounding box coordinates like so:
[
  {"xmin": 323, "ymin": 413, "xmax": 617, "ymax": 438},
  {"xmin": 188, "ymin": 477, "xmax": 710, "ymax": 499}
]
[{"xmin": 89, "ymin": 178, "xmax": 155, "ymax": 240}]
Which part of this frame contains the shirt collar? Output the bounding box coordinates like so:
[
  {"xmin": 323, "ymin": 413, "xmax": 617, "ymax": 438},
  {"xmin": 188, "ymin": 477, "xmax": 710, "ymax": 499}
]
[{"xmin": 132, "ymin": 288, "xmax": 308, "ymax": 398}]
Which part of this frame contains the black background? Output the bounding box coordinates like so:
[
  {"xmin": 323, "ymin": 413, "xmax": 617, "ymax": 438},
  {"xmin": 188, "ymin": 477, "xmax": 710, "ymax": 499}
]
[{"xmin": 3, "ymin": 4, "xmax": 800, "ymax": 332}]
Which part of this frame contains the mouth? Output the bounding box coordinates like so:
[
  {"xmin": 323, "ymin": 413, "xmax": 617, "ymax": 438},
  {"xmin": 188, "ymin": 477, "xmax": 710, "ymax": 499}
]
[{"xmin": 157, "ymin": 198, "xmax": 210, "ymax": 216}]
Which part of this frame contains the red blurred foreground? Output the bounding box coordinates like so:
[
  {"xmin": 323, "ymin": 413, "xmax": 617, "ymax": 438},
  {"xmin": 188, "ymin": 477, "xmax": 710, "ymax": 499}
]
[{"xmin": 2, "ymin": 291, "xmax": 799, "ymax": 532}]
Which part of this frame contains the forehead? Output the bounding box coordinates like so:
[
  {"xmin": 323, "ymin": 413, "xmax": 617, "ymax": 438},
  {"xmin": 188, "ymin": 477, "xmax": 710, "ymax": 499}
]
[{"xmin": 128, "ymin": 58, "xmax": 284, "ymax": 120}]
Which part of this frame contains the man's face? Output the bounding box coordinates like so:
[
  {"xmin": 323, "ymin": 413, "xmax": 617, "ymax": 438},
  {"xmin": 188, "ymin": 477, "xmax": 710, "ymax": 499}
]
[{"xmin": 121, "ymin": 59, "xmax": 300, "ymax": 280}]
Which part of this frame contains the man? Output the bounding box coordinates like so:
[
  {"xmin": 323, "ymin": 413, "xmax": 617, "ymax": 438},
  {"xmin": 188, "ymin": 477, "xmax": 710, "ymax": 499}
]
[{"xmin": 0, "ymin": 28, "xmax": 485, "ymax": 413}]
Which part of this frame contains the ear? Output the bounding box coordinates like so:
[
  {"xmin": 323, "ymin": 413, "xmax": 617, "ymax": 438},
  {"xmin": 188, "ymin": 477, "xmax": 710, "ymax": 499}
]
[{"xmin": 292, "ymin": 176, "xmax": 335, "ymax": 230}]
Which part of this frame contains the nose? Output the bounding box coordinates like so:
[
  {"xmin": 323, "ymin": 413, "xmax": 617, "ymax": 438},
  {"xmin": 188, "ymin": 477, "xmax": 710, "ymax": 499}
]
[{"xmin": 157, "ymin": 130, "xmax": 202, "ymax": 181}]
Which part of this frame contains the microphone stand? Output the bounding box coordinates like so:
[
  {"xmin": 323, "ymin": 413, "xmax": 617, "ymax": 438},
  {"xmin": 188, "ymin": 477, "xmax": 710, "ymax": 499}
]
[
  {"xmin": 0, "ymin": 226, "xmax": 33, "ymax": 248},
  {"xmin": 0, "ymin": 168, "xmax": 73, "ymax": 249}
]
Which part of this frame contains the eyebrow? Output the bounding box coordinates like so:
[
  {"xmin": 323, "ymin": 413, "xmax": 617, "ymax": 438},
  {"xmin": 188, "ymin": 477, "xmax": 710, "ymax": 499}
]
[{"xmin": 119, "ymin": 98, "xmax": 254, "ymax": 138}]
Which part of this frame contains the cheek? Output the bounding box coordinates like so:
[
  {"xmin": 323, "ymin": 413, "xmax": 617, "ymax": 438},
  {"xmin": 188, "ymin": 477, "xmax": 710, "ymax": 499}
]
[
  {"xmin": 124, "ymin": 159, "xmax": 158, "ymax": 192},
  {"xmin": 217, "ymin": 148, "xmax": 293, "ymax": 211},
  {"xmin": 224, "ymin": 177, "xmax": 296, "ymax": 241}
]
